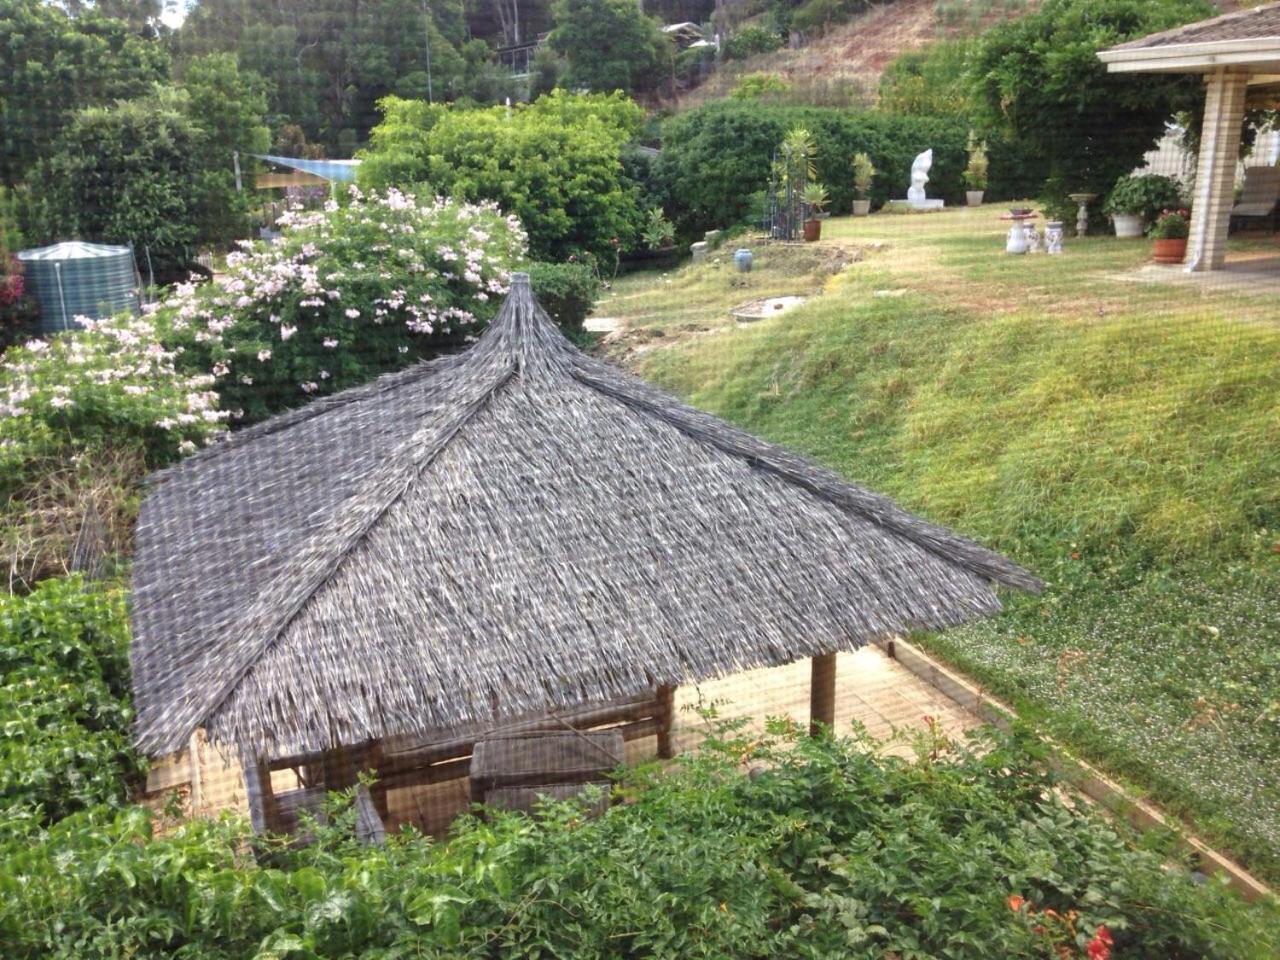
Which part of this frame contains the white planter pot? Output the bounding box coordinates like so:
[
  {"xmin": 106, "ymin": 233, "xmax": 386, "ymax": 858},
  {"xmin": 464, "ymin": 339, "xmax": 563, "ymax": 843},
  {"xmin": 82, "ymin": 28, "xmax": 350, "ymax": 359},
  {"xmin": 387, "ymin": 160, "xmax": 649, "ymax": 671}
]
[
  {"xmin": 966, "ymin": 190, "xmax": 985, "ymax": 207},
  {"xmin": 852, "ymin": 199, "xmax": 871, "ymax": 216},
  {"xmin": 1112, "ymin": 213, "xmax": 1146, "ymax": 238}
]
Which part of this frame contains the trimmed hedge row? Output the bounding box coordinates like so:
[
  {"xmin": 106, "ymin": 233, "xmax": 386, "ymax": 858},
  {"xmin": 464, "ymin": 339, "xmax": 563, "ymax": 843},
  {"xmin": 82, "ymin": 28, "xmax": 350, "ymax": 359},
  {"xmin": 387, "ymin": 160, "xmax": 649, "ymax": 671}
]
[{"xmin": 655, "ymin": 102, "xmax": 1045, "ymax": 236}]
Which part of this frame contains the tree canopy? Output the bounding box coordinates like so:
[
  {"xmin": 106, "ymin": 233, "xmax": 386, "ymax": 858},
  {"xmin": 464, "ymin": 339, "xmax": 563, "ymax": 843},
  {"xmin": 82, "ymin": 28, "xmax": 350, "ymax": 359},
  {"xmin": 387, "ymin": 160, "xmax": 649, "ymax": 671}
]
[
  {"xmin": 965, "ymin": 0, "xmax": 1215, "ymax": 195},
  {"xmin": 360, "ymin": 91, "xmax": 645, "ymax": 260},
  {"xmin": 0, "ymin": 0, "xmax": 170, "ymax": 187},
  {"xmin": 549, "ymin": 0, "xmax": 673, "ymax": 96},
  {"xmin": 25, "ymin": 91, "xmax": 204, "ymax": 271}
]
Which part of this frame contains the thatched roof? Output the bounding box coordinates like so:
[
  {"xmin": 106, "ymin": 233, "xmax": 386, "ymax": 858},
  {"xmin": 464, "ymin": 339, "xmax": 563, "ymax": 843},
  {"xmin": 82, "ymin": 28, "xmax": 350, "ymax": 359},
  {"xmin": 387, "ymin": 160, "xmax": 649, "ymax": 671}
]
[{"xmin": 131, "ymin": 274, "xmax": 1039, "ymax": 759}]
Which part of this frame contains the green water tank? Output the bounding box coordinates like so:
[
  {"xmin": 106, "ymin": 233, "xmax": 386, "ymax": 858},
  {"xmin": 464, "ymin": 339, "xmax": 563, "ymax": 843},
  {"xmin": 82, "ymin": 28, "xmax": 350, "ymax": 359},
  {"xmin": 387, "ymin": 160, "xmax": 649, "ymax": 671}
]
[{"xmin": 17, "ymin": 241, "xmax": 140, "ymax": 333}]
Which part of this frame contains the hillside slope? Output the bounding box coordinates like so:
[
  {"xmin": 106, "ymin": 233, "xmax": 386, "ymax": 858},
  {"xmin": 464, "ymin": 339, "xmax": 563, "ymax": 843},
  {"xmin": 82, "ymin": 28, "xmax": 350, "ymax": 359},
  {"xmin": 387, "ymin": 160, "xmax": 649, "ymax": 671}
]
[
  {"xmin": 677, "ymin": 0, "xmax": 998, "ymax": 107},
  {"xmin": 593, "ymin": 210, "xmax": 1280, "ymax": 882}
]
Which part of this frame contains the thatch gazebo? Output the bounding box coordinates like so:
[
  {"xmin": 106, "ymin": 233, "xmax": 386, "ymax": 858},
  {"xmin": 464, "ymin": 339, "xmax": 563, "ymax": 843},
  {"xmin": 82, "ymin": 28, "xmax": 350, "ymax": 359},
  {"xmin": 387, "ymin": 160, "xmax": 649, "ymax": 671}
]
[{"xmin": 131, "ymin": 274, "xmax": 1039, "ymax": 832}]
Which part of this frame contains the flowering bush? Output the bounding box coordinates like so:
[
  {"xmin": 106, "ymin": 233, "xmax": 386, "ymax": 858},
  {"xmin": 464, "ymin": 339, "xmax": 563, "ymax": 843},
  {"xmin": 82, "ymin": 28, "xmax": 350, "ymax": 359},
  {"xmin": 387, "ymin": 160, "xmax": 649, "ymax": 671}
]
[
  {"xmin": 1149, "ymin": 207, "xmax": 1191, "ymax": 239},
  {"xmin": 0, "ymin": 314, "xmax": 227, "ymax": 474},
  {"xmin": 0, "ymin": 313, "xmax": 226, "ymax": 585},
  {"xmin": 0, "ymin": 257, "xmax": 22, "ymax": 308},
  {"xmin": 159, "ymin": 187, "xmax": 527, "ymax": 423}
]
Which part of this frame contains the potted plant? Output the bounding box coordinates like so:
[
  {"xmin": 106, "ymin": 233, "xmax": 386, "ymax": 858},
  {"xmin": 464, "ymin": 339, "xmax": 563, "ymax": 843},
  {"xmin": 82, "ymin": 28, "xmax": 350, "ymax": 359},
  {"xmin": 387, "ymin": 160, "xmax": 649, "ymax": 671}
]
[
  {"xmin": 1149, "ymin": 207, "xmax": 1190, "ymax": 263},
  {"xmin": 641, "ymin": 207, "xmax": 676, "ymax": 253},
  {"xmin": 802, "ymin": 182, "xmax": 829, "ymax": 241},
  {"xmin": 852, "ymin": 152, "xmax": 875, "ymax": 216},
  {"xmin": 1103, "ymin": 174, "xmax": 1183, "ymax": 239},
  {"xmin": 963, "ymin": 145, "xmax": 988, "ymax": 207}
]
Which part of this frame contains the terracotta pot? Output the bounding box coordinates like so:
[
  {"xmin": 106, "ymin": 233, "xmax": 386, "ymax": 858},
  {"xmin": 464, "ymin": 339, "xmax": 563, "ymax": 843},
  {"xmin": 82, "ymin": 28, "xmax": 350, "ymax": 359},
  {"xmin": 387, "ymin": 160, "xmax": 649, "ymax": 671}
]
[
  {"xmin": 966, "ymin": 190, "xmax": 985, "ymax": 207},
  {"xmin": 803, "ymin": 218, "xmax": 821, "ymax": 242},
  {"xmin": 851, "ymin": 198, "xmax": 871, "ymax": 217},
  {"xmin": 1151, "ymin": 237, "xmax": 1187, "ymax": 264}
]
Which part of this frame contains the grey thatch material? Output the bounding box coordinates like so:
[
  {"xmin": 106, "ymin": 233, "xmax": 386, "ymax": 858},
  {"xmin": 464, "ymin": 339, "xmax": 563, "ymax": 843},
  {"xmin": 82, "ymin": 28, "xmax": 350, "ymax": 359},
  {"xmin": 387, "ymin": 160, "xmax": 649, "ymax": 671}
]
[{"xmin": 131, "ymin": 273, "xmax": 1039, "ymax": 760}]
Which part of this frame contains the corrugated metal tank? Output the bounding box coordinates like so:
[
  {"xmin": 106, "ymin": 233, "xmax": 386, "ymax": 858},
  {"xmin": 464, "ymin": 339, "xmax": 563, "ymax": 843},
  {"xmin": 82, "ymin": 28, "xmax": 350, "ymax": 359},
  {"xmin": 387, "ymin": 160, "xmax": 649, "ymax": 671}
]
[{"xmin": 16, "ymin": 241, "xmax": 140, "ymax": 333}]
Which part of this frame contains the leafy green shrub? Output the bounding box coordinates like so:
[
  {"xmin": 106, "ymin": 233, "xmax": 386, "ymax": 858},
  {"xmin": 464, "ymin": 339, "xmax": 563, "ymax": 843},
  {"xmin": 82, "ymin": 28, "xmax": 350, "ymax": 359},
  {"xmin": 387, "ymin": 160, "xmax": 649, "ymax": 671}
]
[
  {"xmin": 23, "ymin": 90, "xmax": 204, "ymax": 274},
  {"xmin": 656, "ymin": 102, "xmax": 971, "ymax": 235},
  {"xmin": 0, "ymin": 576, "xmax": 139, "ymax": 824},
  {"xmin": 725, "ymin": 25, "xmax": 784, "ymax": 61},
  {"xmin": 730, "ymin": 72, "xmax": 792, "ymax": 100},
  {"xmin": 528, "ymin": 261, "xmax": 602, "ymax": 333},
  {"xmin": 1103, "ymin": 173, "xmax": 1185, "ymax": 222},
  {"xmin": 2, "ymin": 724, "xmax": 1275, "ymax": 957},
  {"xmin": 160, "ymin": 187, "xmax": 526, "ymax": 424},
  {"xmin": 360, "ymin": 92, "xmax": 645, "ymax": 261}
]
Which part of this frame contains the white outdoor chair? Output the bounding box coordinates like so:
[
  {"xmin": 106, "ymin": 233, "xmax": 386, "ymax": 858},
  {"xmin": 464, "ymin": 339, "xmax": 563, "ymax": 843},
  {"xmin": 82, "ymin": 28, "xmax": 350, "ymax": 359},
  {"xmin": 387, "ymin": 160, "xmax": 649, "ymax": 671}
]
[{"xmin": 1229, "ymin": 165, "xmax": 1280, "ymax": 232}]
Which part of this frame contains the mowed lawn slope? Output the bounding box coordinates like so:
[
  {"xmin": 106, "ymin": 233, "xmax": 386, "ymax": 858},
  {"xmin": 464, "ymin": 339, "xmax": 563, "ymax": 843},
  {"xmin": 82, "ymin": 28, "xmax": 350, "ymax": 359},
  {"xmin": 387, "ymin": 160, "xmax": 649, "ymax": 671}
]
[{"xmin": 597, "ymin": 209, "xmax": 1280, "ymax": 880}]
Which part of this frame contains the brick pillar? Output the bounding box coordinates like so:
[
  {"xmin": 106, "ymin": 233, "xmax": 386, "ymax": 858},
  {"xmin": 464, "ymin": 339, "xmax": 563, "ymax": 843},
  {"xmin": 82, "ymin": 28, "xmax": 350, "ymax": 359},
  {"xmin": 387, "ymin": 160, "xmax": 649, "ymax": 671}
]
[{"xmin": 1186, "ymin": 68, "xmax": 1249, "ymax": 272}]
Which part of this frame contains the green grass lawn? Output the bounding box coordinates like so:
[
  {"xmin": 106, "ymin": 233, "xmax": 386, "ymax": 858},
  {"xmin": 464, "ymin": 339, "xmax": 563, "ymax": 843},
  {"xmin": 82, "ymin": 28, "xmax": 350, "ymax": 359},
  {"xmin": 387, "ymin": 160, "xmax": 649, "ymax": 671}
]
[{"xmin": 596, "ymin": 207, "xmax": 1280, "ymax": 882}]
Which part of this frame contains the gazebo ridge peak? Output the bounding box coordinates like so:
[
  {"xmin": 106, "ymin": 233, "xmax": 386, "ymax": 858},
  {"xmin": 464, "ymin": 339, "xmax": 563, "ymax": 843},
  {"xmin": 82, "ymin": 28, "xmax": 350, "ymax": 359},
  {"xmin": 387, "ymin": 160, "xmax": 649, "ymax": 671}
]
[{"xmin": 467, "ymin": 270, "xmax": 576, "ymax": 379}]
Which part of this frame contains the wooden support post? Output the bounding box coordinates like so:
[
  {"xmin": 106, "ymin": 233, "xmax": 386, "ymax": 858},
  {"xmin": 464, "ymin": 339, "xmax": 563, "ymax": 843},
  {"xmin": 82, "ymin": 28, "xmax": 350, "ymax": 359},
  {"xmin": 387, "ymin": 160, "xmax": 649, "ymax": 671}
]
[
  {"xmin": 810, "ymin": 653, "xmax": 837, "ymax": 737},
  {"xmin": 367, "ymin": 741, "xmax": 390, "ymax": 821},
  {"xmin": 656, "ymin": 684, "xmax": 676, "ymax": 759},
  {"xmin": 243, "ymin": 758, "xmax": 277, "ymax": 833}
]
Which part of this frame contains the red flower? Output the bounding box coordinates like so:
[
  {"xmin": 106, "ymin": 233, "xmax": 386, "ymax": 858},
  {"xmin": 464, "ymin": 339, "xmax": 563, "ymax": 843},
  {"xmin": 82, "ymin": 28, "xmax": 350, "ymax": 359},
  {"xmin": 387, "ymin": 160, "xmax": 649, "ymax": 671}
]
[
  {"xmin": 1086, "ymin": 924, "xmax": 1113, "ymax": 960},
  {"xmin": 1007, "ymin": 894, "xmax": 1026, "ymax": 913}
]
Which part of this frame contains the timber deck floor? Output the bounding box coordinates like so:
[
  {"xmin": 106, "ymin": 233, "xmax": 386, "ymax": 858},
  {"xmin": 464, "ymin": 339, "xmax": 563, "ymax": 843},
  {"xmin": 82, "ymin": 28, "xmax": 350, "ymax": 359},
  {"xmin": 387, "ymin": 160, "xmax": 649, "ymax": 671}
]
[{"xmin": 390, "ymin": 644, "xmax": 980, "ymax": 836}]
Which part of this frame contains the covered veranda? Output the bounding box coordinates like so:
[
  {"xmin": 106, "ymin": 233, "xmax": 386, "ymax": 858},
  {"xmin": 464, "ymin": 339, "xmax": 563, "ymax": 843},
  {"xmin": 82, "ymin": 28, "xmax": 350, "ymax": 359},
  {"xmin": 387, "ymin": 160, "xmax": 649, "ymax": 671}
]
[{"xmin": 1099, "ymin": 2, "xmax": 1280, "ymax": 274}]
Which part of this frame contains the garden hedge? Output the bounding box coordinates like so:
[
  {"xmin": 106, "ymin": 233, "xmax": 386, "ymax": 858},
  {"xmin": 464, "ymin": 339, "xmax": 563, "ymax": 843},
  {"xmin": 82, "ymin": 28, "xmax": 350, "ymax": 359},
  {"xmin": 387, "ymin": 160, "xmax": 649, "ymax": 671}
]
[{"xmin": 655, "ymin": 102, "xmax": 1047, "ymax": 237}]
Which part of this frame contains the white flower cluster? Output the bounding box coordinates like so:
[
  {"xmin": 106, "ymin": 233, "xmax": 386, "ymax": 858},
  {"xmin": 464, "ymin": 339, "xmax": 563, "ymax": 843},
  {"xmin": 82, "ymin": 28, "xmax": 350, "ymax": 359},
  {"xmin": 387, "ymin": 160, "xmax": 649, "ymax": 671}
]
[
  {"xmin": 155, "ymin": 187, "xmax": 527, "ymax": 398},
  {"xmin": 0, "ymin": 312, "xmax": 228, "ymax": 445}
]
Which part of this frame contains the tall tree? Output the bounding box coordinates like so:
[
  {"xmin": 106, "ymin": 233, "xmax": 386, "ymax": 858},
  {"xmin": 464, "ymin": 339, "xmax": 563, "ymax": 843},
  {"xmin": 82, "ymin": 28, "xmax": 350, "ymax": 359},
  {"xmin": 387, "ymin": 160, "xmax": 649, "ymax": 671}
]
[
  {"xmin": 176, "ymin": 52, "xmax": 272, "ymax": 244},
  {"xmin": 175, "ymin": 0, "xmax": 469, "ymax": 151},
  {"xmin": 0, "ymin": 0, "xmax": 170, "ymax": 186},
  {"xmin": 549, "ymin": 0, "xmax": 672, "ymax": 95}
]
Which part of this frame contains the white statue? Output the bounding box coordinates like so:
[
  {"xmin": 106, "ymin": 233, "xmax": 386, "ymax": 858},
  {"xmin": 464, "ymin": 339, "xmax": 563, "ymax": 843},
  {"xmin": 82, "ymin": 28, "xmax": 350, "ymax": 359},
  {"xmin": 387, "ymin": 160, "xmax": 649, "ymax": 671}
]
[
  {"xmin": 907, "ymin": 149, "xmax": 932, "ymax": 204},
  {"xmin": 886, "ymin": 148, "xmax": 944, "ymax": 211}
]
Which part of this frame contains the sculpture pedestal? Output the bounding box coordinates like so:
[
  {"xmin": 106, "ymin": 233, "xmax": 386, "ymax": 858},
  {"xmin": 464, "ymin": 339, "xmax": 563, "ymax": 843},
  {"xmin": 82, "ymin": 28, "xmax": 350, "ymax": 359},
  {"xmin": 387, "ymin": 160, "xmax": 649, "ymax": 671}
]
[{"xmin": 886, "ymin": 199, "xmax": 944, "ymax": 212}]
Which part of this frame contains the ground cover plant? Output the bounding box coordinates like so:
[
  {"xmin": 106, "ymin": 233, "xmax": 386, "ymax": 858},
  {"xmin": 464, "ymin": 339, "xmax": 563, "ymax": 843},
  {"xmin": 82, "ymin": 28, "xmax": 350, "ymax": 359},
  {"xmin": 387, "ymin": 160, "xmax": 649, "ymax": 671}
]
[
  {"xmin": 605, "ymin": 207, "xmax": 1280, "ymax": 881},
  {"xmin": 0, "ymin": 575, "xmax": 138, "ymax": 824},
  {"xmin": 158, "ymin": 186, "xmax": 526, "ymax": 423},
  {"xmin": 2, "ymin": 721, "xmax": 1275, "ymax": 958}
]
